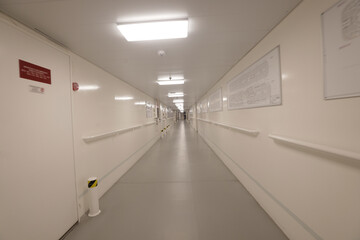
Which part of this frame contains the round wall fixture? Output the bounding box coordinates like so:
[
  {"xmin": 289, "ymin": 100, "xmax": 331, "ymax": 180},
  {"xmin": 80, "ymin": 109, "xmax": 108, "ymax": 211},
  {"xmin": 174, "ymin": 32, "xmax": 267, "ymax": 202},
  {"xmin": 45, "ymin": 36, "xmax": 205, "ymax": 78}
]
[{"xmin": 158, "ymin": 50, "xmax": 166, "ymax": 56}]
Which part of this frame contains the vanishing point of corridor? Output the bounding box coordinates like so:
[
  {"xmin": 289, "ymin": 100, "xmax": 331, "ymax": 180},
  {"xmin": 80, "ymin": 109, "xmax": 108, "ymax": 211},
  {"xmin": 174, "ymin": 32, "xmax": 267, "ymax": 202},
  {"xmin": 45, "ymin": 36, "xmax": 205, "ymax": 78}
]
[{"xmin": 65, "ymin": 121, "xmax": 287, "ymax": 240}]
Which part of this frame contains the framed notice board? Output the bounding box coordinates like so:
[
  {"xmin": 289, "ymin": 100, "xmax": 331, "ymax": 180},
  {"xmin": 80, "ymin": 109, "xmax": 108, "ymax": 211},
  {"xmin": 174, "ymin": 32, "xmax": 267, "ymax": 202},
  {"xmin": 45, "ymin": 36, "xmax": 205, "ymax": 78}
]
[
  {"xmin": 322, "ymin": 0, "xmax": 360, "ymax": 99},
  {"xmin": 227, "ymin": 46, "xmax": 282, "ymax": 110},
  {"xmin": 208, "ymin": 88, "xmax": 222, "ymax": 112}
]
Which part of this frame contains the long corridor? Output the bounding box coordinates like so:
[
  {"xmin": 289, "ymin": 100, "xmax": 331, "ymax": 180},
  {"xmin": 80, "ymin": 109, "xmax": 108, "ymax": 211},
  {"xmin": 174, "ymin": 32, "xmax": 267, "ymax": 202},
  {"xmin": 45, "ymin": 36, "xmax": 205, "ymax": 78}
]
[{"xmin": 65, "ymin": 121, "xmax": 287, "ymax": 240}]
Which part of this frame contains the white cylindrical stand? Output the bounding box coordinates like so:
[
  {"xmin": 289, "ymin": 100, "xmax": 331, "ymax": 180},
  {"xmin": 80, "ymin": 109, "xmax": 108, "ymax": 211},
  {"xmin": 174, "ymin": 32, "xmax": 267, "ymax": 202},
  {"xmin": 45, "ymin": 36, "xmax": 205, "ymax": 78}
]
[{"xmin": 88, "ymin": 177, "xmax": 101, "ymax": 217}]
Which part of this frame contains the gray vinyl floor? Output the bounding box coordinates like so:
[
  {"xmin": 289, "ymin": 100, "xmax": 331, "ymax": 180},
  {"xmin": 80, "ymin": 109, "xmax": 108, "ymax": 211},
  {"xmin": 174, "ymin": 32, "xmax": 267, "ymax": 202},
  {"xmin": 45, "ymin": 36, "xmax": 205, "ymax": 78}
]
[{"xmin": 64, "ymin": 121, "xmax": 288, "ymax": 240}]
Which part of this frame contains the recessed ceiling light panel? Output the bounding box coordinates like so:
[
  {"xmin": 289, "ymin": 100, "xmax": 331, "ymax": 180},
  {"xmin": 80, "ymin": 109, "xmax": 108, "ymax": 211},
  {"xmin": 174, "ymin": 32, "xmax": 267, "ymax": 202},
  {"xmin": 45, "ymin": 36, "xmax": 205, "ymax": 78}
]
[
  {"xmin": 157, "ymin": 80, "xmax": 185, "ymax": 85},
  {"xmin": 117, "ymin": 19, "xmax": 188, "ymax": 42},
  {"xmin": 78, "ymin": 85, "xmax": 100, "ymax": 91},
  {"xmin": 168, "ymin": 92, "xmax": 184, "ymax": 97},
  {"xmin": 158, "ymin": 76, "xmax": 184, "ymax": 81},
  {"xmin": 115, "ymin": 96, "xmax": 134, "ymax": 100},
  {"xmin": 134, "ymin": 101, "xmax": 146, "ymax": 105}
]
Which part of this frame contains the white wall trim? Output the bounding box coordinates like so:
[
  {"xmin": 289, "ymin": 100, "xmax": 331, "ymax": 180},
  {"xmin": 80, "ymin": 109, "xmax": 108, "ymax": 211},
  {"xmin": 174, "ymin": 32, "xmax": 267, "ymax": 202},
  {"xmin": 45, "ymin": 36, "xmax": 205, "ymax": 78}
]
[{"xmin": 198, "ymin": 130, "xmax": 323, "ymax": 240}]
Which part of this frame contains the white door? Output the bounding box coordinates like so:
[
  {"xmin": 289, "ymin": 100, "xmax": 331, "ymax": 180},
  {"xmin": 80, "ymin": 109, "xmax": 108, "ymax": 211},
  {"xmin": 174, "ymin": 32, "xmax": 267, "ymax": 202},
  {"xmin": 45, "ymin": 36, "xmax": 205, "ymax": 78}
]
[{"xmin": 0, "ymin": 19, "xmax": 78, "ymax": 240}]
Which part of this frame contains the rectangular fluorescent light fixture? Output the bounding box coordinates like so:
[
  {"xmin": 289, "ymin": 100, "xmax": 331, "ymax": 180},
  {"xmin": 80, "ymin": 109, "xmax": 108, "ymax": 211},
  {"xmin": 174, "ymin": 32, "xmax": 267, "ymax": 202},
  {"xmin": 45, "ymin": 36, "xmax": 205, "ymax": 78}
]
[
  {"xmin": 117, "ymin": 19, "xmax": 188, "ymax": 42},
  {"xmin": 158, "ymin": 76, "xmax": 184, "ymax": 81},
  {"xmin": 175, "ymin": 103, "xmax": 183, "ymax": 109},
  {"xmin": 134, "ymin": 101, "xmax": 146, "ymax": 105},
  {"xmin": 173, "ymin": 99, "xmax": 184, "ymax": 103},
  {"xmin": 157, "ymin": 80, "xmax": 185, "ymax": 85},
  {"xmin": 115, "ymin": 96, "xmax": 134, "ymax": 100},
  {"xmin": 78, "ymin": 85, "xmax": 99, "ymax": 91},
  {"xmin": 168, "ymin": 92, "xmax": 184, "ymax": 97}
]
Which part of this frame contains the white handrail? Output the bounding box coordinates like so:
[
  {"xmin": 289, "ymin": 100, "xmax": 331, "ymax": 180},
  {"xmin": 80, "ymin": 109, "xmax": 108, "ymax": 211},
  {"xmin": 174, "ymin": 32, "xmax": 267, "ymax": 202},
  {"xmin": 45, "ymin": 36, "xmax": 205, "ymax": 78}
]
[
  {"xmin": 143, "ymin": 122, "xmax": 156, "ymax": 126},
  {"xmin": 197, "ymin": 118, "xmax": 212, "ymax": 123},
  {"xmin": 83, "ymin": 122, "xmax": 156, "ymax": 143},
  {"xmin": 133, "ymin": 125, "xmax": 142, "ymax": 129},
  {"xmin": 214, "ymin": 122, "xmax": 259, "ymax": 135},
  {"xmin": 269, "ymin": 134, "xmax": 360, "ymax": 161},
  {"xmin": 197, "ymin": 118, "xmax": 259, "ymax": 136}
]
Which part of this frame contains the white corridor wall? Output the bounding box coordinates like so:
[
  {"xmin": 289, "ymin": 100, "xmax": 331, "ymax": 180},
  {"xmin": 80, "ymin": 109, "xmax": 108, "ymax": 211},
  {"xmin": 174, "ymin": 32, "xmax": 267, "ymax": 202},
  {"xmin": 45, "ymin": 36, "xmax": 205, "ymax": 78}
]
[
  {"xmin": 195, "ymin": 0, "xmax": 360, "ymax": 239},
  {"xmin": 71, "ymin": 54, "xmax": 161, "ymax": 216},
  {"xmin": 0, "ymin": 13, "xmax": 78, "ymax": 240},
  {"xmin": 0, "ymin": 11, "xmax": 166, "ymax": 239}
]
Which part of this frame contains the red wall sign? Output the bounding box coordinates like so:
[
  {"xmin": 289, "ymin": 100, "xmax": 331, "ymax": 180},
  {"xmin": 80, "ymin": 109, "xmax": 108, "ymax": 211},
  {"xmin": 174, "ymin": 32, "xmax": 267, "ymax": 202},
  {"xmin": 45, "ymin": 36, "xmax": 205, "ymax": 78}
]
[
  {"xmin": 19, "ymin": 59, "xmax": 51, "ymax": 84},
  {"xmin": 72, "ymin": 82, "xmax": 79, "ymax": 91}
]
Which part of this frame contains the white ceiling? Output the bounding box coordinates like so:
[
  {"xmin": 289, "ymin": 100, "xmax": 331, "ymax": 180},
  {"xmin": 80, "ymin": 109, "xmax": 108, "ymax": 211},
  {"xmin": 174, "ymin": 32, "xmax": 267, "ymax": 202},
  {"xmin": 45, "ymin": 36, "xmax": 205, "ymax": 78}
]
[{"xmin": 0, "ymin": 0, "xmax": 302, "ymax": 110}]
